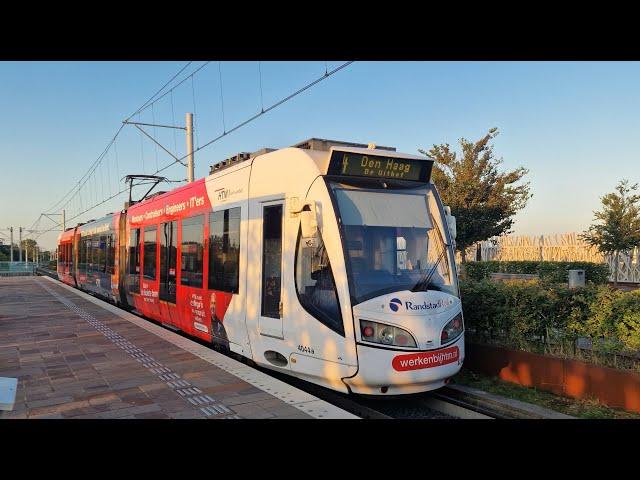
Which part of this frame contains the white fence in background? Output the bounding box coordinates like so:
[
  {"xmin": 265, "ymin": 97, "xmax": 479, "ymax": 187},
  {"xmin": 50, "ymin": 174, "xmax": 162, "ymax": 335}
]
[{"xmin": 456, "ymin": 233, "xmax": 640, "ymax": 284}]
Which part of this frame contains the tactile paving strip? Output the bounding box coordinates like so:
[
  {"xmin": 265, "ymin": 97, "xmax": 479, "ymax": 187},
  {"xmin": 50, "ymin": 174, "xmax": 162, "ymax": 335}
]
[
  {"xmin": 37, "ymin": 279, "xmax": 241, "ymax": 419},
  {"xmin": 41, "ymin": 276, "xmax": 358, "ymax": 419}
]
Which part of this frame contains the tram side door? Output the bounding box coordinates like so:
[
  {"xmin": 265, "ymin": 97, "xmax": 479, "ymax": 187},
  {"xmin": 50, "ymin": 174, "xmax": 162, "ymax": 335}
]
[{"xmin": 258, "ymin": 201, "xmax": 285, "ymax": 339}]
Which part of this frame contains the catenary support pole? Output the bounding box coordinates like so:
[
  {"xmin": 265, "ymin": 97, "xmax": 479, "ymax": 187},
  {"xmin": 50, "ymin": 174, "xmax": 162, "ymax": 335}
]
[{"xmin": 186, "ymin": 112, "xmax": 194, "ymax": 183}]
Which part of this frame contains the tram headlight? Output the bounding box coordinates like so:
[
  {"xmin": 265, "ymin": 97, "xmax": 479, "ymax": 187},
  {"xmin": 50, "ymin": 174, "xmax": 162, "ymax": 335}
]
[
  {"xmin": 360, "ymin": 320, "xmax": 417, "ymax": 348},
  {"xmin": 441, "ymin": 313, "xmax": 464, "ymax": 345}
]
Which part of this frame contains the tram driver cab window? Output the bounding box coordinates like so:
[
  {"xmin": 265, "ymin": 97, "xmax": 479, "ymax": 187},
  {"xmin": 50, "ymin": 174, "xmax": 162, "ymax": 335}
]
[{"xmin": 295, "ymin": 227, "xmax": 343, "ymax": 336}]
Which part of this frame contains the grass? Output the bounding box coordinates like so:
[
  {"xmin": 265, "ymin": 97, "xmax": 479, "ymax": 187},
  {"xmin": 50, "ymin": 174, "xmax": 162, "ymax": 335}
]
[{"xmin": 453, "ymin": 368, "xmax": 640, "ymax": 419}]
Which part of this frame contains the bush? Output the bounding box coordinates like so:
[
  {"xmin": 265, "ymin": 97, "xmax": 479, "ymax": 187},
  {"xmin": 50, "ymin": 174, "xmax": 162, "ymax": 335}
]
[
  {"xmin": 614, "ymin": 291, "xmax": 640, "ymax": 352},
  {"xmin": 461, "ymin": 279, "xmax": 574, "ymax": 351},
  {"xmin": 460, "ymin": 279, "xmax": 640, "ymax": 364},
  {"xmin": 464, "ymin": 260, "xmax": 610, "ymax": 285}
]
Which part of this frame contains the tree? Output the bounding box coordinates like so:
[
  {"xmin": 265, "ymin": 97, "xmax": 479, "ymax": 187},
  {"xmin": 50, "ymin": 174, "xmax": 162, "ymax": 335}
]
[
  {"xmin": 420, "ymin": 128, "xmax": 531, "ymax": 264},
  {"xmin": 581, "ymin": 180, "xmax": 640, "ymax": 286},
  {"xmin": 20, "ymin": 238, "xmax": 39, "ymax": 262}
]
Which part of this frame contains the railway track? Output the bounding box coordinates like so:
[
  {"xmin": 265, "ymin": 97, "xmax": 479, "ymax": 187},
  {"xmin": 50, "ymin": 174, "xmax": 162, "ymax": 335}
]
[{"xmin": 245, "ymin": 359, "xmax": 510, "ymax": 419}]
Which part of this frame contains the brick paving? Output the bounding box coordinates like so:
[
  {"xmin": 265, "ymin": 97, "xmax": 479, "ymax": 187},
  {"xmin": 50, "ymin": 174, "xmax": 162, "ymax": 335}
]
[{"xmin": 0, "ymin": 277, "xmax": 313, "ymax": 419}]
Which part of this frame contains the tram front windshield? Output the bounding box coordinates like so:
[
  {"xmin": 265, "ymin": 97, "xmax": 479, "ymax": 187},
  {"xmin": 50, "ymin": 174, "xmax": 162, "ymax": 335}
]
[{"xmin": 332, "ymin": 184, "xmax": 456, "ymax": 304}]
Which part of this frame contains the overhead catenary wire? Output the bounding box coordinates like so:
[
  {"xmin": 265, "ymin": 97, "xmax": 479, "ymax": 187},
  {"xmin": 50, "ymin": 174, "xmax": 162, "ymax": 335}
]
[
  {"xmin": 106, "ymin": 148, "xmax": 112, "ymax": 196},
  {"xmin": 152, "ymin": 103, "xmax": 159, "ymax": 172},
  {"xmin": 114, "ymin": 138, "xmax": 120, "ymax": 192},
  {"xmin": 100, "ymin": 158, "xmax": 105, "ymax": 201},
  {"xmin": 139, "ymin": 113, "xmax": 145, "ymax": 172},
  {"xmin": 32, "ymin": 61, "xmax": 354, "ymax": 245},
  {"xmin": 258, "ymin": 61, "xmax": 264, "ymax": 112},
  {"xmin": 33, "ymin": 172, "xmax": 186, "ymax": 242},
  {"xmin": 35, "ymin": 62, "xmax": 204, "ymax": 222},
  {"xmin": 191, "ymin": 75, "xmax": 199, "ymax": 149},
  {"xmin": 44, "ymin": 123, "xmax": 126, "ymax": 216},
  {"xmin": 153, "ymin": 60, "xmax": 355, "ymax": 176},
  {"xmin": 218, "ymin": 61, "xmax": 226, "ymax": 133},
  {"xmin": 170, "ymin": 90, "xmax": 178, "ymax": 155},
  {"xmin": 70, "ymin": 61, "xmax": 355, "ymax": 224},
  {"xmin": 128, "ymin": 62, "xmax": 211, "ymax": 120},
  {"xmin": 124, "ymin": 61, "xmax": 193, "ymax": 122}
]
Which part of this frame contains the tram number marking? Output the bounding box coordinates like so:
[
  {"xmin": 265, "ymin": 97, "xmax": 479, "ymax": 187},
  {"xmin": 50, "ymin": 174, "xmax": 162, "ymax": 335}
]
[{"xmin": 297, "ymin": 345, "xmax": 315, "ymax": 355}]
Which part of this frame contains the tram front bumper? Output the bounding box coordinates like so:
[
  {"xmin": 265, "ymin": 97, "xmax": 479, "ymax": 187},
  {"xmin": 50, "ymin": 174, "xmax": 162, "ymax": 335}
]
[{"xmin": 343, "ymin": 335, "xmax": 465, "ymax": 395}]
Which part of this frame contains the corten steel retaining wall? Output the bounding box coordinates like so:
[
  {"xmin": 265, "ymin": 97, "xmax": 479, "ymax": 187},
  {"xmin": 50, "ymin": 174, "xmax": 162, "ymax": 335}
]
[{"xmin": 464, "ymin": 342, "xmax": 640, "ymax": 414}]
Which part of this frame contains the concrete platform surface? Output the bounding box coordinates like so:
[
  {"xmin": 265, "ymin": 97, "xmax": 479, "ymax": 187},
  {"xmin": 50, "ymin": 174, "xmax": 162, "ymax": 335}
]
[{"xmin": 0, "ymin": 276, "xmax": 357, "ymax": 419}]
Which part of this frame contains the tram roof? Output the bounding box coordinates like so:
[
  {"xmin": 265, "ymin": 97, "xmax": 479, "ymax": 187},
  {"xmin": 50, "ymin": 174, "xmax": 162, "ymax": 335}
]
[{"xmin": 209, "ymin": 138, "xmax": 398, "ymax": 176}]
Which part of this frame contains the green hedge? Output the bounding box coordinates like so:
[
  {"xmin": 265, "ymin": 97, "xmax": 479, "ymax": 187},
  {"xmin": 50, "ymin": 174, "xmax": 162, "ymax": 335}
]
[
  {"xmin": 460, "ymin": 280, "xmax": 640, "ymax": 365},
  {"xmin": 464, "ymin": 260, "xmax": 610, "ymax": 284}
]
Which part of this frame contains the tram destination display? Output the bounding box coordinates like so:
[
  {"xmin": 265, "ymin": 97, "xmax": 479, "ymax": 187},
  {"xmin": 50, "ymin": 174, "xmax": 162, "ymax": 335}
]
[{"xmin": 328, "ymin": 150, "xmax": 433, "ymax": 182}]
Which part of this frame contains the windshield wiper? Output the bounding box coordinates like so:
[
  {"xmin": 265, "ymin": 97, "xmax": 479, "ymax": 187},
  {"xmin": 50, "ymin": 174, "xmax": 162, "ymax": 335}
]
[{"xmin": 411, "ymin": 246, "xmax": 448, "ymax": 293}]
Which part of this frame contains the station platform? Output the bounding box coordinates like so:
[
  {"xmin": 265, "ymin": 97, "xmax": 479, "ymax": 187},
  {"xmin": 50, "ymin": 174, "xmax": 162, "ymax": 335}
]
[{"xmin": 0, "ymin": 276, "xmax": 357, "ymax": 419}]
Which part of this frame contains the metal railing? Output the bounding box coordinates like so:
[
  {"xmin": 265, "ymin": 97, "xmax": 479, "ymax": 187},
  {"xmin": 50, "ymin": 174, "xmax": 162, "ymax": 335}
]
[{"xmin": 0, "ymin": 262, "xmax": 37, "ymax": 277}]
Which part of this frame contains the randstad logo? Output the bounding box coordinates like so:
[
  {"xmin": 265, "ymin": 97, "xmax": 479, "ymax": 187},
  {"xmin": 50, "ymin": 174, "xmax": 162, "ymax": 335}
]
[
  {"xmin": 389, "ymin": 298, "xmax": 402, "ymax": 312},
  {"xmin": 405, "ymin": 298, "xmax": 454, "ymax": 311},
  {"xmin": 389, "ymin": 297, "xmax": 455, "ymax": 312}
]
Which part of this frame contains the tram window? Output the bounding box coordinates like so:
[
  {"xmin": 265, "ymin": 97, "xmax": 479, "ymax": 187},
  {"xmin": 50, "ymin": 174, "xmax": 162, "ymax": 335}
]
[
  {"xmin": 92, "ymin": 236, "xmax": 98, "ymax": 272},
  {"xmin": 181, "ymin": 214, "xmax": 204, "ymax": 288},
  {"xmin": 128, "ymin": 228, "xmax": 141, "ymax": 294},
  {"xmin": 261, "ymin": 205, "xmax": 283, "ymax": 319},
  {"xmin": 87, "ymin": 236, "xmax": 95, "ymax": 272},
  {"xmin": 143, "ymin": 226, "xmax": 157, "ymax": 280},
  {"xmin": 98, "ymin": 235, "xmax": 107, "ymax": 273},
  {"xmin": 107, "ymin": 234, "xmax": 116, "ymax": 274},
  {"xmin": 129, "ymin": 229, "xmax": 140, "ymax": 274},
  {"xmin": 209, "ymin": 207, "xmax": 240, "ymax": 294},
  {"xmin": 79, "ymin": 238, "xmax": 87, "ymax": 273},
  {"xmin": 86, "ymin": 238, "xmax": 91, "ymax": 273},
  {"xmin": 295, "ymin": 229, "xmax": 344, "ymax": 336},
  {"xmin": 68, "ymin": 243, "xmax": 73, "ymax": 270},
  {"xmin": 160, "ymin": 221, "xmax": 177, "ymax": 302},
  {"xmin": 90, "ymin": 236, "xmax": 99, "ymax": 272}
]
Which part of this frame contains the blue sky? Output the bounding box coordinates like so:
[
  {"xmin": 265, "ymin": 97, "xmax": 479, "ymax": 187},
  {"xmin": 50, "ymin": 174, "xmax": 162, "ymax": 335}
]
[{"xmin": 1, "ymin": 61, "xmax": 638, "ymax": 250}]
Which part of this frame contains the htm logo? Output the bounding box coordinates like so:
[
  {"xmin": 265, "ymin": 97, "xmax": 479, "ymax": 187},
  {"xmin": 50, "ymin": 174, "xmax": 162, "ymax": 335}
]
[{"xmin": 389, "ymin": 298, "xmax": 402, "ymax": 312}]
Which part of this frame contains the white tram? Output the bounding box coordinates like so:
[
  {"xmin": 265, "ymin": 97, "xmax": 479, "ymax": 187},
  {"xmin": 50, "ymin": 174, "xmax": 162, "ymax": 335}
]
[
  {"xmin": 58, "ymin": 137, "xmax": 463, "ymax": 396},
  {"xmin": 209, "ymin": 138, "xmax": 463, "ymax": 395}
]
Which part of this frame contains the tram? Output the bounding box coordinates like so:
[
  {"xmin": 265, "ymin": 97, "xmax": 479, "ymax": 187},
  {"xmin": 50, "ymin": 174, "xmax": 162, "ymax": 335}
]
[{"xmin": 57, "ymin": 138, "xmax": 464, "ymax": 395}]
